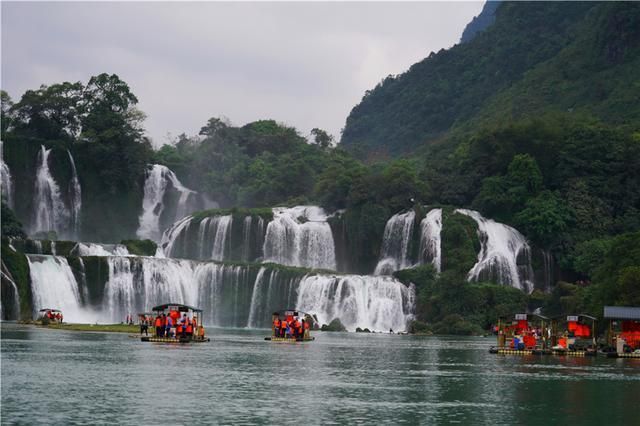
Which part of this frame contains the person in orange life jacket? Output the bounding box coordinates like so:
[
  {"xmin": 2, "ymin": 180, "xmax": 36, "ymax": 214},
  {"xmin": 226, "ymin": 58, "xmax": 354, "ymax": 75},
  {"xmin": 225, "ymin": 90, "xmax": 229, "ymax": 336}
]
[
  {"xmin": 303, "ymin": 319, "xmax": 310, "ymax": 339},
  {"xmin": 281, "ymin": 319, "xmax": 288, "ymax": 337},
  {"xmin": 296, "ymin": 319, "xmax": 303, "ymax": 338},
  {"xmin": 186, "ymin": 317, "xmax": 193, "ymax": 336},
  {"xmin": 273, "ymin": 317, "xmax": 281, "ymax": 337},
  {"xmin": 180, "ymin": 314, "xmax": 188, "ymax": 337},
  {"xmin": 154, "ymin": 315, "xmax": 163, "ymax": 337},
  {"xmin": 165, "ymin": 315, "xmax": 173, "ymax": 337}
]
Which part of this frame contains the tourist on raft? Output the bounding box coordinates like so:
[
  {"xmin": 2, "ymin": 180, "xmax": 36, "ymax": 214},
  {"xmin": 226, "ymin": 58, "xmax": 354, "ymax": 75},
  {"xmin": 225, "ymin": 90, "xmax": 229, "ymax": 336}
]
[
  {"xmin": 151, "ymin": 311, "xmax": 198, "ymax": 339},
  {"xmin": 272, "ymin": 314, "xmax": 311, "ymax": 338}
]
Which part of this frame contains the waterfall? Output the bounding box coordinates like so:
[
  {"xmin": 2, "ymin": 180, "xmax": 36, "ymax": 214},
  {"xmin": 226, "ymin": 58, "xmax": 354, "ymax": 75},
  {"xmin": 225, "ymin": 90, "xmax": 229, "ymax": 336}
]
[
  {"xmin": 1, "ymin": 141, "xmax": 13, "ymax": 208},
  {"xmin": 70, "ymin": 242, "xmax": 131, "ymax": 257},
  {"xmin": 242, "ymin": 217, "xmax": 253, "ymax": 261},
  {"xmin": 32, "ymin": 146, "xmax": 70, "ymax": 236},
  {"xmin": 27, "ymin": 255, "xmax": 96, "ymax": 323},
  {"xmin": 296, "ymin": 274, "xmax": 415, "ymax": 332},
  {"xmin": 263, "ymin": 206, "xmax": 336, "ymax": 270},
  {"xmin": 67, "ymin": 150, "xmax": 82, "ymax": 238},
  {"xmin": 418, "ymin": 208, "xmax": 442, "ymax": 273},
  {"xmin": 374, "ymin": 210, "xmax": 416, "ymax": 275},
  {"xmin": 209, "ymin": 216, "xmax": 232, "ymax": 261},
  {"xmin": 455, "ymin": 209, "xmax": 534, "ymax": 292},
  {"xmin": 137, "ymin": 164, "xmax": 200, "ymax": 242},
  {"xmin": 1, "ymin": 261, "xmax": 21, "ymax": 320}
]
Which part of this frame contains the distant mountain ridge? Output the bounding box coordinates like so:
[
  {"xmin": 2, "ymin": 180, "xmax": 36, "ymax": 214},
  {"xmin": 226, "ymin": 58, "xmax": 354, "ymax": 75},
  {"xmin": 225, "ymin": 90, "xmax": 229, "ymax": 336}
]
[
  {"xmin": 460, "ymin": 1, "xmax": 501, "ymax": 44},
  {"xmin": 340, "ymin": 2, "xmax": 640, "ymax": 159}
]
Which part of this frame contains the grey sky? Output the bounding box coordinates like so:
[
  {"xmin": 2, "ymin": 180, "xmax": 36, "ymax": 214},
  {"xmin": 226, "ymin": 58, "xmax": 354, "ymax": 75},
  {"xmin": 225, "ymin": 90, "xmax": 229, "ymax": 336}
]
[{"xmin": 2, "ymin": 1, "xmax": 483, "ymax": 147}]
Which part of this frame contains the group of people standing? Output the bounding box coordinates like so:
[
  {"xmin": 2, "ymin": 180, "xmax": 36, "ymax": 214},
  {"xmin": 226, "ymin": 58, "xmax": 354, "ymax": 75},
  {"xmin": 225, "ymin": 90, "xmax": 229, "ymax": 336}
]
[
  {"xmin": 272, "ymin": 315, "xmax": 311, "ymax": 339},
  {"xmin": 153, "ymin": 312, "xmax": 202, "ymax": 339}
]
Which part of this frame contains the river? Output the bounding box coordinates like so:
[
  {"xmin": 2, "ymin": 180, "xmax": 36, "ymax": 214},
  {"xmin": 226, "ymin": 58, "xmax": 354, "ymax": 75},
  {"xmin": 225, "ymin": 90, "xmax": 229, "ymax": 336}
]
[{"xmin": 1, "ymin": 323, "xmax": 638, "ymax": 425}]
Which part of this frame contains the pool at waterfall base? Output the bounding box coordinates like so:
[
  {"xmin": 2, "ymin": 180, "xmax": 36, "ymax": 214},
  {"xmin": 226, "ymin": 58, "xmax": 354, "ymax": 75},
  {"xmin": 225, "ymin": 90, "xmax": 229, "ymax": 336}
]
[{"xmin": 2, "ymin": 323, "xmax": 639, "ymax": 425}]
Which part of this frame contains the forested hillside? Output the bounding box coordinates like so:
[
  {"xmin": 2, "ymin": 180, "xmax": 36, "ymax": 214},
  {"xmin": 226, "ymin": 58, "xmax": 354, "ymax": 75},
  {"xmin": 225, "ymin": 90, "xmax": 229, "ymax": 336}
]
[{"xmin": 341, "ymin": 1, "xmax": 640, "ymax": 158}]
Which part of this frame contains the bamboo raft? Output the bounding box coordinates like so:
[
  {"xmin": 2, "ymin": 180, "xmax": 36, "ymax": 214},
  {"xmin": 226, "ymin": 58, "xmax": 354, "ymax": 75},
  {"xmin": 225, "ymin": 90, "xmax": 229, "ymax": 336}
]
[
  {"xmin": 141, "ymin": 336, "xmax": 209, "ymax": 344},
  {"xmin": 264, "ymin": 337, "xmax": 315, "ymax": 343}
]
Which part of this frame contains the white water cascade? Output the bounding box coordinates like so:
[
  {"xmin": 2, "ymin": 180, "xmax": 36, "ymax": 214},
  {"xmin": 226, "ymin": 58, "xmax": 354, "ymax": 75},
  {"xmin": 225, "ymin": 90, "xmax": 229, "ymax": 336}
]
[
  {"xmin": 1, "ymin": 141, "xmax": 13, "ymax": 208},
  {"xmin": 67, "ymin": 150, "xmax": 82, "ymax": 238},
  {"xmin": 137, "ymin": 164, "xmax": 202, "ymax": 242},
  {"xmin": 70, "ymin": 242, "xmax": 131, "ymax": 257},
  {"xmin": 26, "ymin": 254, "xmax": 413, "ymax": 331},
  {"xmin": 374, "ymin": 210, "xmax": 416, "ymax": 275},
  {"xmin": 1, "ymin": 263, "xmax": 21, "ymax": 320},
  {"xmin": 455, "ymin": 209, "xmax": 534, "ymax": 292},
  {"xmin": 296, "ymin": 274, "xmax": 415, "ymax": 332},
  {"xmin": 32, "ymin": 146, "xmax": 70, "ymax": 236},
  {"xmin": 27, "ymin": 255, "xmax": 97, "ymax": 323},
  {"xmin": 263, "ymin": 206, "xmax": 337, "ymax": 270},
  {"xmin": 418, "ymin": 208, "xmax": 442, "ymax": 273}
]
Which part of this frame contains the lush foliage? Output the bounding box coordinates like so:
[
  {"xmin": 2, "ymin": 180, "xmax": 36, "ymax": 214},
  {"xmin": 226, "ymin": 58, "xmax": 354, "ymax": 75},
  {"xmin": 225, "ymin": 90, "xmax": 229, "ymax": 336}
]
[{"xmin": 341, "ymin": 2, "xmax": 639, "ymax": 158}]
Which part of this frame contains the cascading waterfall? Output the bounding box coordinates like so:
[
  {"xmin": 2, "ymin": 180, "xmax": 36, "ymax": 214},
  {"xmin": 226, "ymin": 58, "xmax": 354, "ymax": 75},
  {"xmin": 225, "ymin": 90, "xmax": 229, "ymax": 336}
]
[
  {"xmin": 263, "ymin": 206, "xmax": 337, "ymax": 270},
  {"xmin": 455, "ymin": 209, "xmax": 534, "ymax": 292},
  {"xmin": 418, "ymin": 208, "xmax": 442, "ymax": 273},
  {"xmin": 1, "ymin": 262, "xmax": 21, "ymax": 320},
  {"xmin": 27, "ymin": 255, "xmax": 97, "ymax": 323},
  {"xmin": 32, "ymin": 146, "xmax": 70, "ymax": 236},
  {"xmin": 374, "ymin": 210, "xmax": 416, "ymax": 275},
  {"xmin": 70, "ymin": 242, "xmax": 131, "ymax": 257},
  {"xmin": 1, "ymin": 141, "xmax": 13, "ymax": 208},
  {"xmin": 296, "ymin": 274, "xmax": 415, "ymax": 332},
  {"xmin": 208, "ymin": 216, "xmax": 232, "ymax": 261},
  {"xmin": 26, "ymin": 254, "xmax": 413, "ymax": 331},
  {"xmin": 67, "ymin": 150, "xmax": 82, "ymax": 238},
  {"xmin": 137, "ymin": 164, "xmax": 201, "ymax": 242}
]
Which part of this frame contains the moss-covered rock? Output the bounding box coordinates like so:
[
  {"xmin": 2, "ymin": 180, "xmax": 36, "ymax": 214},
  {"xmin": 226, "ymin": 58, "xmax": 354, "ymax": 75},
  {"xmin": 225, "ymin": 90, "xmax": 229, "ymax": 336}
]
[
  {"xmin": 77, "ymin": 256, "xmax": 109, "ymax": 308},
  {"xmin": 1, "ymin": 241, "xmax": 32, "ymax": 319},
  {"xmin": 120, "ymin": 239, "xmax": 157, "ymax": 256},
  {"xmin": 321, "ymin": 318, "xmax": 347, "ymax": 332},
  {"xmin": 441, "ymin": 208, "xmax": 479, "ymax": 278}
]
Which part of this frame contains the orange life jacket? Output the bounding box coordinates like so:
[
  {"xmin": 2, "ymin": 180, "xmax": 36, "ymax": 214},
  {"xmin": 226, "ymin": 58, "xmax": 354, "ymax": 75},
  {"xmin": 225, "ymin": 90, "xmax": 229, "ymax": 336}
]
[
  {"xmin": 186, "ymin": 319, "xmax": 193, "ymax": 334},
  {"xmin": 274, "ymin": 319, "xmax": 280, "ymax": 328},
  {"xmin": 155, "ymin": 317, "xmax": 162, "ymax": 327},
  {"xmin": 280, "ymin": 320, "xmax": 287, "ymax": 329}
]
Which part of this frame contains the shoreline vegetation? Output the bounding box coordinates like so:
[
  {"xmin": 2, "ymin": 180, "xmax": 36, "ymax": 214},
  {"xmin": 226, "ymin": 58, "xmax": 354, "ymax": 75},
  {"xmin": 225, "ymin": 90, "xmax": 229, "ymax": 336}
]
[{"xmin": 19, "ymin": 321, "xmax": 139, "ymax": 333}]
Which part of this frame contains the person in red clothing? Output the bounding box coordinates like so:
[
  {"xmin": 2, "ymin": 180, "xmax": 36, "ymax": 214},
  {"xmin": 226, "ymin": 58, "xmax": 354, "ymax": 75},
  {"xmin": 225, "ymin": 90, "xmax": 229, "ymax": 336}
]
[{"xmin": 273, "ymin": 317, "xmax": 281, "ymax": 337}]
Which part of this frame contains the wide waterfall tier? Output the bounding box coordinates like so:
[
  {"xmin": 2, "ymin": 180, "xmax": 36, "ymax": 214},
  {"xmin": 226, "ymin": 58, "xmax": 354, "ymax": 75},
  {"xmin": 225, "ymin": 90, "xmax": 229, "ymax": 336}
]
[
  {"xmin": 24, "ymin": 255, "xmax": 414, "ymax": 331},
  {"xmin": 160, "ymin": 206, "xmax": 336, "ymax": 270},
  {"xmin": 32, "ymin": 146, "xmax": 72, "ymax": 238},
  {"xmin": 374, "ymin": 210, "xmax": 416, "ymax": 275},
  {"xmin": 296, "ymin": 275, "xmax": 415, "ymax": 332},
  {"xmin": 263, "ymin": 206, "xmax": 337, "ymax": 270},
  {"xmin": 160, "ymin": 213, "xmax": 265, "ymax": 262},
  {"xmin": 136, "ymin": 164, "xmax": 215, "ymax": 242},
  {"xmin": 69, "ymin": 242, "xmax": 131, "ymax": 257},
  {"xmin": 27, "ymin": 255, "xmax": 99, "ymax": 323},
  {"xmin": 1, "ymin": 141, "xmax": 13, "ymax": 208},
  {"xmin": 455, "ymin": 209, "xmax": 534, "ymax": 292},
  {"xmin": 418, "ymin": 208, "xmax": 442, "ymax": 273}
]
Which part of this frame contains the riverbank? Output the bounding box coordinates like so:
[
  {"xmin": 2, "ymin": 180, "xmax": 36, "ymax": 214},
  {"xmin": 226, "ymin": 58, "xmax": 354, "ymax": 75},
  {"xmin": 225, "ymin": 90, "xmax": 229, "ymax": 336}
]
[{"xmin": 18, "ymin": 321, "xmax": 140, "ymax": 333}]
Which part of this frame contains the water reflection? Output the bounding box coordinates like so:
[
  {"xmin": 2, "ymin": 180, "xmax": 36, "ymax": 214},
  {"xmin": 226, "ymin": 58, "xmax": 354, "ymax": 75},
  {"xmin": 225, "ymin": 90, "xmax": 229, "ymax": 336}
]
[{"xmin": 1, "ymin": 324, "xmax": 638, "ymax": 425}]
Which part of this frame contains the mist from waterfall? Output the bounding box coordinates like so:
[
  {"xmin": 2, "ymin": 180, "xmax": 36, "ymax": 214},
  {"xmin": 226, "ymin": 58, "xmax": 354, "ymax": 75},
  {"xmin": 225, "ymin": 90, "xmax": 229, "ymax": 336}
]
[
  {"xmin": 374, "ymin": 210, "xmax": 416, "ymax": 275},
  {"xmin": 455, "ymin": 209, "xmax": 534, "ymax": 292},
  {"xmin": 263, "ymin": 206, "xmax": 337, "ymax": 270}
]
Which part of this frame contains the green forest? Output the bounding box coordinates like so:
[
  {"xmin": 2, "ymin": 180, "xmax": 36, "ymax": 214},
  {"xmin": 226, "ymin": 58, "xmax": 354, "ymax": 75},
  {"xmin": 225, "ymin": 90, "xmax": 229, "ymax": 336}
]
[{"xmin": 2, "ymin": 1, "xmax": 639, "ymax": 333}]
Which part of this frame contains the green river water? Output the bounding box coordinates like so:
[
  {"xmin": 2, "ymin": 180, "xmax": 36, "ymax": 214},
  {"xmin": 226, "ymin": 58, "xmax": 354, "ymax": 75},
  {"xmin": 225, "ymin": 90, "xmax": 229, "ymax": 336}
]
[{"xmin": 1, "ymin": 323, "xmax": 638, "ymax": 425}]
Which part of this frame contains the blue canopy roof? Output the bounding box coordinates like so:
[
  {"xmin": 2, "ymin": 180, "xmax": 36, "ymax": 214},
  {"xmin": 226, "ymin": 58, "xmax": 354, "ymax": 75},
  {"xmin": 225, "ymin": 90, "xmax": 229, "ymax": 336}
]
[{"xmin": 603, "ymin": 306, "xmax": 640, "ymax": 320}]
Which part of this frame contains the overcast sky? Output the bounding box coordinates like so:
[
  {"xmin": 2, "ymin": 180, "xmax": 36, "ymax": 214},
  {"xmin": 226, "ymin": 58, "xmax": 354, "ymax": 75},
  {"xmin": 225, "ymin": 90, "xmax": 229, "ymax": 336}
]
[{"xmin": 2, "ymin": 1, "xmax": 483, "ymax": 147}]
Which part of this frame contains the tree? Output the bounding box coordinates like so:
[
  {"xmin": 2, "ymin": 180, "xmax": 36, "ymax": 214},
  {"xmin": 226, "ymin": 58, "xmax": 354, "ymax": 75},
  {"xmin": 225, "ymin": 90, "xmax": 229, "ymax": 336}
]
[
  {"xmin": 515, "ymin": 190, "xmax": 574, "ymax": 247},
  {"xmin": 310, "ymin": 128, "xmax": 334, "ymax": 150}
]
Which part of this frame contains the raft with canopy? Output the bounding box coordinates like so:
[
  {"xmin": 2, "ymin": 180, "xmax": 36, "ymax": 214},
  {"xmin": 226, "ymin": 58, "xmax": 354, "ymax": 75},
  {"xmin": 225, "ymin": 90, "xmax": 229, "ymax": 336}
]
[
  {"xmin": 604, "ymin": 306, "xmax": 640, "ymax": 358},
  {"xmin": 265, "ymin": 310, "xmax": 315, "ymax": 343},
  {"xmin": 141, "ymin": 303, "xmax": 209, "ymax": 344},
  {"xmin": 550, "ymin": 314, "xmax": 597, "ymax": 357},
  {"xmin": 489, "ymin": 313, "xmax": 551, "ymax": 355},
  {"xmin": 37, "ymin": 308, "xmax": 63, "ymax": 323}
]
